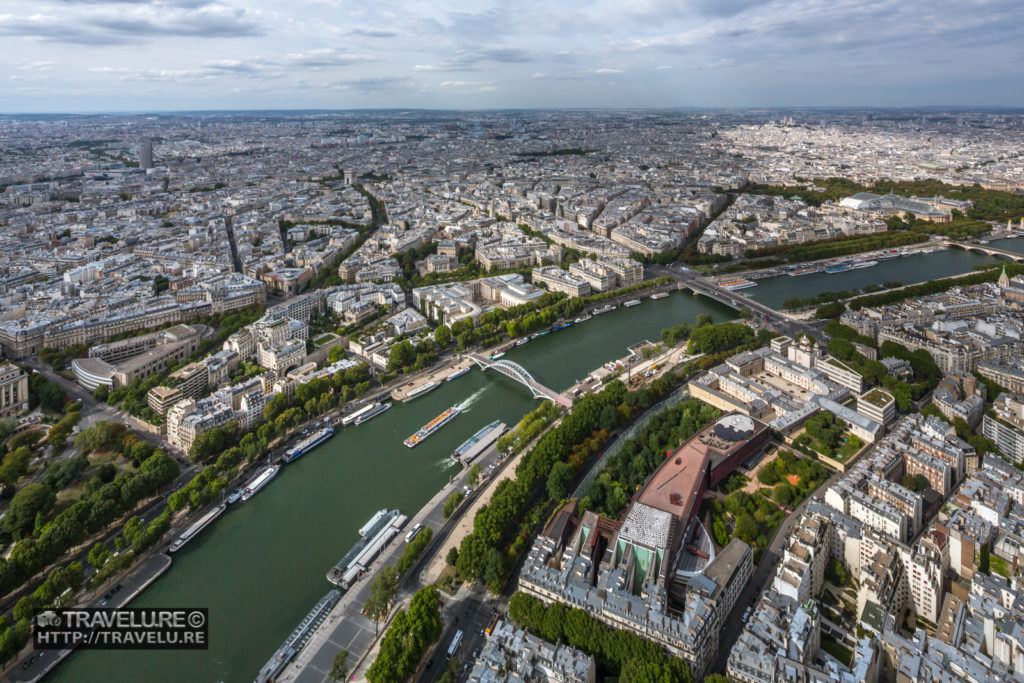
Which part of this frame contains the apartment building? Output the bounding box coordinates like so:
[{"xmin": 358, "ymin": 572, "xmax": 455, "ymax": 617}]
[{"xmin": 0, "ymin": 363, "xmax": 29, "ymax": 419}]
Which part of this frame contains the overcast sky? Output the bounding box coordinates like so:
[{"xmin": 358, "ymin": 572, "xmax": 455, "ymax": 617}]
[{"xmin": 2, "ymin": 0, "xmax": 1022, "ymax": 112}]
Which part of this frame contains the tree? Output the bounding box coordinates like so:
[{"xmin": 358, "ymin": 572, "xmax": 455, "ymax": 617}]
[
  {"xmin": 434, "ymin": 325, "xmax": 451, "ymax": 348},
  {"xmin": 599, "ymin": 404, "xmax": 619, "ymax": 432},
  {"xmin": 4, "ymin": 483, "xmax": 56, "ymax": 538},
  {"xmin": 87, "ymin": 542, "xmax": 110, "ymax": 570},
  {"xmin": 980, "ymin": 543, "xmax": 991, "ymax": 575},
  {"xmin": 328, "ymin": 649, "xmax": 349, "ymax": 681},
  {"xmin": 467, "ymin": 464, "xmax": 482, "ymax": 489},
  {"xmin": 546, "ymin": 462, "xmax": 574, "ymax": 501},
  {"xmin": 327, "ymin": 346, "xmax": 346, "ymax": 364},
  {"xmin": 387, "ymin": 340, "xmax": 416, "ymax": 370},
  {"xmin": 482, "ymin": 548, "xmax": 505, "ymax": 590},
  {"xmin": 757, "ymin": 465, "xmax": 780, "ymax": 486},
  {"xmin": 92, "ymin": 385, "xmax": 110, "ymax": 402},
  {"xmin": 364, "ymin": 565, "xmax": 399, "ymax": 635}
]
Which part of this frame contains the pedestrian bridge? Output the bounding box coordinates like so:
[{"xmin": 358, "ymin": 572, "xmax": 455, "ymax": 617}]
[{"xmin": 468, "ymin": 354, "xmax": 573, "ymax": 409}]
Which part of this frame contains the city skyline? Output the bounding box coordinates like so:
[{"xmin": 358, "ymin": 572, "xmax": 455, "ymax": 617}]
[{"xmin": 2, "ymin": 0, "xmax": 1023, "ymax": 112}]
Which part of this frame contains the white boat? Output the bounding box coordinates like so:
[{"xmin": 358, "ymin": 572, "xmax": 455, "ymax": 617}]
[
  {"xmin": 240, "ymin": 465, "xmax": 279, "ymax": 502},
  {"xmin": 402, "ymin": 381, "xmax": 439, "ymax": 402},
  {"xmin": 650, "ymin": 292, "xmax": 669, "ymax": 300},
  {"xmin": 623, "ymin": 299, "xmax": 641, "ymax": 307},
  {"xmin": 169, "ymin": 504, "xmax": 225, "ymax": 553}
]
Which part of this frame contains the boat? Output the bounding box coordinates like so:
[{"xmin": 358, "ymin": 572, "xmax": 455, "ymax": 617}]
[
  {"xmin": 592, "ymin": 304, "xmax": 616, "ymax": 315},
  {"xmin": 342, "ymin": 401, "xmax": 390, "ymax": 426},
  {"xmin": 169, "ymin": 504, "xmax": 225, "ymax": 553},
  {"xmin": 402, "ymin": 380, "xmax": 439, "ymax": 402},
  {"xmin": 283, "ymin": 427, "xmax": 334, "ymax": 463},
  {"xmin": 552, "ymin": 322, "xmax": 572, "ymax": 331},
  {"xmin": 850, "ymin": 260, "xmax": 878, "ymax": 269},
  {"xmin": 623, "ymin": 299, "xmax": 641, "ymax": 307},
  {"xmin": 327, "ymin": 509, "xmax": 407, "ymax": 587},
  {"xmin": 574, "ymin": 313, "xmax": 592, "ymax": 323},
  {"xmin": 788, "ymin": 267, "xmax": 820, "ymax": 276},
  {"xmin": 516, "ymin": 338, "xmax": 530, "ymax": 346},
  {"xmin": 719, "ymin": 278, "xmax": 757, "ymax": 290},
  {"xmin": 488, "ymin": 351, "xmax": 506, "ymax": 360},
  {"xmin": 226, "ymin": 488, "xmax": 242, "ymax": 505},
  {"xmin": 255, "ymin": 589, "xmax": 341, "ymax": 683},
  {"xmin": 452, "ymin": 420, "xmax": 507, "ymax": 462},
  {"xmin": 538, "ymin": 329, "xmax": 551, "ymax": 337},
  {"xmin": 240, "ymin": 465, "xmax": 279, "ymax": 502},
  {"xmin": 446, "ymin": 367, "xmax": 471, "ymax": 382},
  {"xmin": 404, "ymin": 406, "xmax": 461, "ymax": 448},
  {"xmin": 650, "ymin": 292, "xmax": 669, "ymax": 300},
  {"xmin": 824, "ymin": 264, "xmax": 851, "ymax": 274}
]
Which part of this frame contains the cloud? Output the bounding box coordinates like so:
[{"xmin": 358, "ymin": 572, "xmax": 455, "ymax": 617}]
[
  {"xmin": 346, "ymin": 28, "xmax": 396, "ymax": 38},
  {"xmin": 17, "ymin": 60, "xmax": 57, "ymax": 71},
  {"xmin": 282, "ymin": 48, "xmax": 375, "ymax": 68},
  {"xmin": 0, "ymin": 3, "xmax": 261, "ymax": 45},
  {"xmin": 332, "ymin": 76, "xmax": 408, "ymax": 92},
  {"xmin": 654, "ymin": 65, "xmax": 671, "ymax": 70},
  {"xmin": 409, "ymin": 47, "xmax": 535, "ymax": 73},
  {"xmin": 592, "ymin": 68, "xmax": 623, "ymax": 74},
  {"xmin": 531, "ymin": 72, "xmax": 583, "ymax": 80}
]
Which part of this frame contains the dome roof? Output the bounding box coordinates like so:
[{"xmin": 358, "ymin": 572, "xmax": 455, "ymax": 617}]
[{"xmin": 714, "ymin": 414, "xmax": 755, "ymax": 441}]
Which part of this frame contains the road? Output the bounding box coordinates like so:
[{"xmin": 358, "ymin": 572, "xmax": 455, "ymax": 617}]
[
  {"xmin": 8, "ymin": 553, "xmax": 172, "ymax": 682},
  {"xmin": 283, "ymin": 441, "xmax": 509, "ymax": 683},
  {"xmin": 417, "ymin": 587, "xmax": 496, "ymax": 683}
]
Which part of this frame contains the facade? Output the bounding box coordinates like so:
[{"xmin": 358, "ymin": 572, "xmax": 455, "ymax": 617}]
[
  {"xmin": 857, "ymin": 389, "xmax": 896, "ymax": 427},
  {"xmin": 0, "ymin": 363, "xmax": 29, "ymax": 418},
  {"xmin": 982, "ymin": 392, "xmax": 1024, "ymax": 464},
  {"xmin": 530, "ymin": 266, "xmax": 591, "ymax": 298}
]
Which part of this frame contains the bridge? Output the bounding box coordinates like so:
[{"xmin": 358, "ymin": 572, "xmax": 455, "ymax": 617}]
[
  {"xmin": 670, "ymin": 271, "xmax": 824, "ymax": 342},
  {"xmin": 468, "ymin": 354, "xmax": 573, "ymax": 409},
  {"xmin": 944, "ymin": 240, "xmax": 1024, "ymax": 262}
]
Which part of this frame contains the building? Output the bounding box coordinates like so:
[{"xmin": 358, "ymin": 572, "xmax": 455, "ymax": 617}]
[
  {"xmin": 468, "ymin": 621, "xmax": 596, "ymax": 683},
  {"xmin": 168, "ymin": 363, "xmax": 208, "ymax": 400},
  {"xmin": 0, "ymin": 363, "xmax": 29, "ymax": 418},
  {"xmin": 146, "ymin": 385, "xmax": 184, "ymax": 417},
  {"xmin": 982, "ymin": 393, "xmax": 1024, "ymax": 465},
  {"xmin": 858, "ymin": 389, "xmax": 896, "ymax": 428},
  {"xmin": 71, "ymin": 324, "xmax": 206, "ymax": 391},
  {"xmin": 139, "ymin": 140, "xmax": 153, "ymax": 169},
  {"xmin": 531, "ymin": 266, "xmax": 591, "ymax": 298}
]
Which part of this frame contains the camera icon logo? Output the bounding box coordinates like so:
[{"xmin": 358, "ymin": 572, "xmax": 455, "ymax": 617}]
[{"xmin": 36, "ymin": 611, "xmax": 61, "ymax": 628}]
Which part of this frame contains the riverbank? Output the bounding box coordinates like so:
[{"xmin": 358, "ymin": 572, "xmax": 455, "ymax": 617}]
[{"xmin": 49, "ymin": 288, "xmax": 737, "ymax": 683}]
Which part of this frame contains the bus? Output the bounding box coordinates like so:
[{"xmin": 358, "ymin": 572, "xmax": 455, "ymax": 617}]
[{"xmin": 446, "ymin": 629, "xmax": 463, "ymax": 659}]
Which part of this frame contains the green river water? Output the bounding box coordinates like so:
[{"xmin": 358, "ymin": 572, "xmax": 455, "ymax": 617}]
[{"xmin": 53, "ymin": 291, "xmax": 735, "ymax": 683}]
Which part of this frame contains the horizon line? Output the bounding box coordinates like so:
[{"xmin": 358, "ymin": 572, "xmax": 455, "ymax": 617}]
[{"xmin": 3, "ymin": 104, "xmax": 1024, "ymax": 117}]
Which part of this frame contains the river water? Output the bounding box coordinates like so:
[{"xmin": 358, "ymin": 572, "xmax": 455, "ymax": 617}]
[
  {"xmin": 52, "ymin": 291, "xmax": 735, "ymax": 683},
  {"xmin": 739, "ymin": 247, "xmax": 1003, "ymax": 310}
]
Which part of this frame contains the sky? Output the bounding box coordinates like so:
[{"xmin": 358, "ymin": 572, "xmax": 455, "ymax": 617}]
[{"xmin": 1, "ymin": 0, "xmax": 1022, "ymax": 112}]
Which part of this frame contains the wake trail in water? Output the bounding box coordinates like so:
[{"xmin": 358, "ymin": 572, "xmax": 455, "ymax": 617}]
[{"xmin": 456, "ymin": 387, "xmax": 486, "ymax": 412}]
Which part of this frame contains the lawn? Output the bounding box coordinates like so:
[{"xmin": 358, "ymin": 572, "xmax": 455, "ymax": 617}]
[
  {"xmin": 313, "ymin": 333, "xmax": 336, "ymax": 346},
  {"xmin": 990, "ymin": 553, "xmax": 1012, "ymax": 579},
  {"xmin": 821, "ymin": 633, "xmax": 853, "ymax": 666}
]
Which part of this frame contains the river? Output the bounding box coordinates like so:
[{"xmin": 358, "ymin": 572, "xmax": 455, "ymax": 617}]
[
  {"xmin": 988, "ymin": 235, "xmax": 1024, "ymax": 255},
  {"xmin": 739, "ymin": 247, "xmax": 1004, "ymax": 310},
  {"xmin": 51, "ymin": 290, "xmax": 735, "ymax": 683}
]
